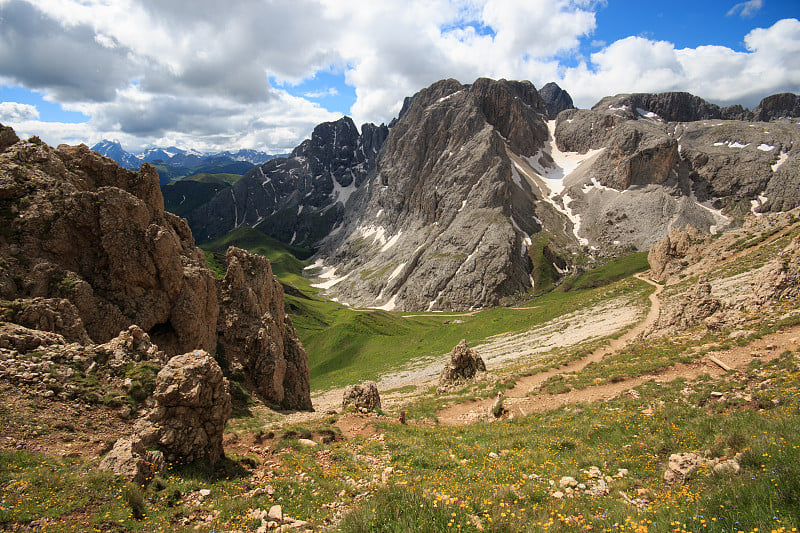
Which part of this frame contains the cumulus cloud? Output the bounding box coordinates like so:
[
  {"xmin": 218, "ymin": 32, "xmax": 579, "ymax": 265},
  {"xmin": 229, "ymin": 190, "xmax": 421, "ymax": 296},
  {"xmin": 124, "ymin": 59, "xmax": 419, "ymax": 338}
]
[
  {"xmin": 559, "ymin": 17, "xmax": 800, "ymax": 109},
  {"xmin": 1, "ymin": 0, "xmax": 799, "ymax": 153},
  {"xmin": 0, "ymin": 101, "xmax": 39, "ymax": 122},
  {"xmin": 727, "ymin": 0, "xmax": 763, "ymax": 18}
]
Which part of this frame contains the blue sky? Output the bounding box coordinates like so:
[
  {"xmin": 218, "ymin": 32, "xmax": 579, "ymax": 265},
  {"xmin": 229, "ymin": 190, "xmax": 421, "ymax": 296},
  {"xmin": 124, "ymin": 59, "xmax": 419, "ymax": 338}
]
[{"xmin": 0, "ymin": 0, "xmax": 798, "ymax": 153}]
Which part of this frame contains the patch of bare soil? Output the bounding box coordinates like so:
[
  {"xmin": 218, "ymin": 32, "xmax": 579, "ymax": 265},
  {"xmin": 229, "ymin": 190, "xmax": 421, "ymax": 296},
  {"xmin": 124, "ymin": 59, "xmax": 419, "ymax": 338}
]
[{"xmin": 0, "ymin": 383, "xmax": 132, "ymax": 459}]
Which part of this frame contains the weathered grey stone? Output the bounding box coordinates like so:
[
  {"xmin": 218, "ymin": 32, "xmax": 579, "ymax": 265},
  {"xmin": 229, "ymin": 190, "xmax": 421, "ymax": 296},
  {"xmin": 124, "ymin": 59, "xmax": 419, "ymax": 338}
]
[
  {"xmin": 342, "ymin": 381, "xmax": 381, "ymax": 411},
  {"xmin": 439, "ymin": 339, "xmax": 486, "ymax": 387},
  {"xmin": 146, "ymin": 350, "xmax": 231, "ymax": 464},
  {"xmin": 98, "ymin": 436, "xmax": 165, "ymax": 485}
]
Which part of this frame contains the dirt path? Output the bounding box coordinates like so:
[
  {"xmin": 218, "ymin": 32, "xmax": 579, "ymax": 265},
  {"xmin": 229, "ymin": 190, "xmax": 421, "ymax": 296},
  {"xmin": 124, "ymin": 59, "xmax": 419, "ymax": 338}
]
[
  {"xmin": 497, "ymin": 324, "xmax": 800, "ymax": 419},
  {"xmin": 438, "ymin": 322, "xmax": 800, "ymax": 425},
  {"xmin": 437, "ymin": 273, "xmax": 663, "ymax": 424}
]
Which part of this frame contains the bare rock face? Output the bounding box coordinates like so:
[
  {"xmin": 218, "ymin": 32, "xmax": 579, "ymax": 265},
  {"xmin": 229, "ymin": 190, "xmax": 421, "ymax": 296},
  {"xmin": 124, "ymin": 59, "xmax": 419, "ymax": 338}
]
[
  {"xmin": 98, "ymin": 437, "xmax": 165, "ymax": 485},
  {"xmin": 217, "ymin": 247, "xmax": 312, "ymax": 410},
  {"xmin": 342, "ymin": 381, "xmax": 381, "ymax": 412},
  {"xmin": 439, "ymin": 339, "xmax": 486, "ymax": 387},
  {"xmin": 751, "ymin": 235, "xmax": 800, "ymax": 304},
  {"xmin": 655, "ymin": 278, "xmax": 721, "ymax": 330},
  {"xmin": 648, "ymin": 226, "xmax": 710, "ymax": 282},
  {"xmin": 539, "ymin": 82, "xmax": 575, "ymax": 120},
  {"xmin": 187, "ymin": 117, "xmax": 388, "ymax": 246},
  {"xmin": 754, "ymin": 93, "xmax": 800, "ymax": 122},
  {"xmin": 0, "ymin": 127, "xmax": 312, "ymax": 413},
  {"xmin": 9, "ymin": 297, "xmax": 91, "ymax": 344},
  {"xmin": 316, "ymin": 78, "xmax": 550, "ymax": 311},
  {"xmin": 143, "ymin": 350, "xmax": 231, "ymax": 464},
  {"xmin": 0, "ymin": 132, "xmax": 218, "ymax": 355}
]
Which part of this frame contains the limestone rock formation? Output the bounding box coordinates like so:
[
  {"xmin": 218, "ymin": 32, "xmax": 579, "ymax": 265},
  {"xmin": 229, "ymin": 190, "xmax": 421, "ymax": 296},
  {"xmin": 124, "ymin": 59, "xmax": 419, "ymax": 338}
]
[
  {"xmin": 0, "ymin": 131, "xmax": 218, "ymax": 355},
  {"xmin": 143, "ymin": 350, "xmax": 231, "ymax": 464},
  {"xmin": 217, "ymin": 247, "xmax": 312, "ymax": 410},
  {"xmin": 539, "ymin": 82, "xmax": 575, "ymax": 119},
  {"xmin": 95, "ymin": 325, "xmax": 166, "ymax": 375},
  {"xmin": 0, "ymin": 127, "xmax": 313, "ymax": 411},
  {"xmin": 754, "ymin": 93, "xmax": 800, "ymax": 122},
  {"xmin": 315, "ymin": 78, "xmax": 553, "ymax": 311},
  {"xmin": 648, "ymin": 226, "xmax": 710, "ymax": 282},
  {"xmin": 439, "ymin": 339, "xmax": 486, "ymax": 387},
  {"xmin": 655, "ymin": 277, "xmax": 721, "ymax": 331},
  {"xmin": 9, "ymin": 297, "xmax": 91, "ymax": 344},
  {"xmin": 98, "ymin": 437, "xmax": 165, "ymax": 485},
  {"xmin": 751, "ymin": 235, "xmax": 800, "ymax": 304},
  {"xmin": 342, "ymin": 381, "xmax": 381, "ymax": 412},
  {"xmin": 592, "ymin": 92, "xmax": 751, "ymax": 123},
  {"xmin": 187, "ymin": 117, "xmax": 388, "ymax": 245}
]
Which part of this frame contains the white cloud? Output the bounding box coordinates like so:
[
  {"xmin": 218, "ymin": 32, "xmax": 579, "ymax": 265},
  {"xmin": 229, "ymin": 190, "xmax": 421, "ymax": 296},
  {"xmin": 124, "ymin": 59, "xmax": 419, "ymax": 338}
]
[
  {"xmin": 559, "ymin": 18, "xmax": 800, "ymax": 109},
  {"xmin": 0, "ymin": 101, "xmax": 39, "ymax": 122},
  {"xmin": 304, "ymin": 88, "xmax": 339, "ymax": 99},
  {"xmin": 727, "ymin": 0, "xmax": 763, "ymax": 18},
  {"xmin": 1, "ymin": 0, "xmax": 798, "ymax": 154}
]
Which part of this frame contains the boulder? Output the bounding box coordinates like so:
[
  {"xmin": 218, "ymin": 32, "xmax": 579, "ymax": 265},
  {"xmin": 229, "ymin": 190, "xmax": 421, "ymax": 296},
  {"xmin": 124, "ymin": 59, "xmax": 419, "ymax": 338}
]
[
  {"xmin": 439, "ymin": 339, "xmax": 486, "ymax": 387},
  {"xmin": 342, "ymin": 381, "xmax": 381, "ymax": 412},
  {"xmin": 98, "ymin": 436, "xmax": 165, "ymax": 485},
  {"xmin": 143, "ymin": 350, "xmax": 231, "ymax": 464}
]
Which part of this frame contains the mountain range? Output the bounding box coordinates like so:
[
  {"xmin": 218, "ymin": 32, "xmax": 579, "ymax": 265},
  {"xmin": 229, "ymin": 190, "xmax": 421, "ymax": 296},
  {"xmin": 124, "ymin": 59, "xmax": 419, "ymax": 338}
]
[
  {"xmin": 90, "ymin": 139, "xmax": 282, "ymax": 185},
  {"xmin": 169, "ymin": 78, "xmax": 799, "ymax": 313}
]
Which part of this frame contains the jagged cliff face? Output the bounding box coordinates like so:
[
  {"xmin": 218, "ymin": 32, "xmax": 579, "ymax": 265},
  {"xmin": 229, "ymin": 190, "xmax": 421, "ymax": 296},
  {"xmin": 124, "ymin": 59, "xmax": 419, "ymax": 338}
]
[
  {"xmin": 550, "ymin": 94, "xmax": 800, "ymax": 251},
  {"xmin": 307, "ymin": 81, "xmax": 799, "ymax": 311},
  {"xmin": 0, "ymin": 128, "xmax": 311, "ymax": 410},
  {"xmin": 187, "ymin": 117, "xmax": 388, "ymax": 246},
  {"xmin": 315, "ymin": 78, "xmax": 560, "ymax": 311}
]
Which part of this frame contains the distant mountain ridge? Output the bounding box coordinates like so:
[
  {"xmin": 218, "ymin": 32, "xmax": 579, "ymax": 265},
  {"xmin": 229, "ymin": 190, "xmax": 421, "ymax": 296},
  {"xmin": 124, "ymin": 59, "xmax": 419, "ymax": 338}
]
[{"xmin": 91, "ymin": 139, "xmax": 281, "ymax": 171}]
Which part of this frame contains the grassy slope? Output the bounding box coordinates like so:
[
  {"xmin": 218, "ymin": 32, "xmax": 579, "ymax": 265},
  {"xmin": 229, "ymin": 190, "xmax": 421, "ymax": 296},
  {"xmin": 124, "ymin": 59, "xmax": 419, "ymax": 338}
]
[
  {"xmin": 197, "ymin": 230, "xmax": 654, "ymax": 393},
  {"xmin": 199, "ymin": 227, "xmax": 313, "ymax": 288},
  {"xmin": 3, "ymin": 226, "xmax": 799, "ymax": 532},
  {"xmin": 302, "ymin": 279, "xmax": 647, "ymax": 391}
]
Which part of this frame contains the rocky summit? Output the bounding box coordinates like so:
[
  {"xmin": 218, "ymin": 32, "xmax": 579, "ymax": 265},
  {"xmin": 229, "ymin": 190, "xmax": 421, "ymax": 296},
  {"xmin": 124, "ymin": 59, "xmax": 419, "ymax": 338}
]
[
  {"xmin": 0, "ymin": 127, "xmax": 311, "ymax": 411},
  {"xmin": 304, "ymin": 80, "xmax": 799, "ymax": 312},
  {"xmin": 186, "ymin": 117, "xmax": 388, "ymax": 246}
]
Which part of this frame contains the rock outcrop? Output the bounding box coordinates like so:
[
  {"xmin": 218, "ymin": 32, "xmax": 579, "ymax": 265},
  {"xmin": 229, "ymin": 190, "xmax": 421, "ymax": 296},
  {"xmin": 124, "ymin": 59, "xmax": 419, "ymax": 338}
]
[
  {"xmin": 0, "ymin": 127, "xmax": 312, "ymax": 411},
  {"xmin": 648, "ymin": 226, "xmax": 710, "ymax": 282},
  {"xmin": 0, "ymin": 132, "xmax": 218, "ymax": 355},
  {"xmin": 140, "ymin": 350, "xmax": 231, "ymax": 464},
  {"xmin": 217, "ymin": 247, "xmax": 311, "ymax": 410},
  {"xmin": 751, "ymin": 234, "xmax": 800, "ymax": 304},
  {"xmin": 342, "ymin": 381, "xmax": 381, "ymax": 412},
  {"xmin": 655, "ymin": 277, "xmax": 721, "ymax": 331},
  {"xmin": 439, "ymin": 339, "xmax": 486, "ymax": 387}
]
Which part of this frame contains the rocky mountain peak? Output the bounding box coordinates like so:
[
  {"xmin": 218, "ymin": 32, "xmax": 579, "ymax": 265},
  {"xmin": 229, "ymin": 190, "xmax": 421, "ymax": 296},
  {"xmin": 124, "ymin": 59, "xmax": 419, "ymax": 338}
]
[
  {"xmin": 592, "ymin": 91, "xmax": 752, "ymax": 122},
  {"xmin": 754, "ymin": 93, "xmax": 800, "ymax": 122},
  {"xmin": 539, "ymin": 82, "xmax": 576, "ymax": 119}
]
